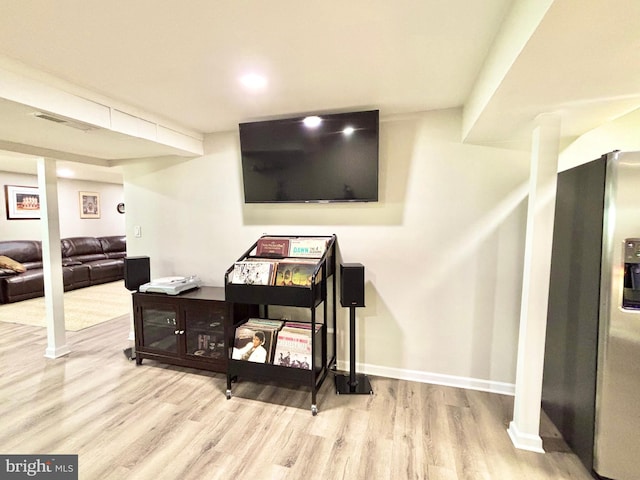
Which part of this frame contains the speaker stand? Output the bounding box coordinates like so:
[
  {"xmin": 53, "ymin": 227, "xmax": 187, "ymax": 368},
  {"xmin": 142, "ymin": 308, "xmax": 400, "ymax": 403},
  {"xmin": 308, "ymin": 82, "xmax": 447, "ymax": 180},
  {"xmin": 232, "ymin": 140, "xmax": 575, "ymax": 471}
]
[{"xmin": 335, "ymin": 306, "xmax": 373, "ymax": 395}]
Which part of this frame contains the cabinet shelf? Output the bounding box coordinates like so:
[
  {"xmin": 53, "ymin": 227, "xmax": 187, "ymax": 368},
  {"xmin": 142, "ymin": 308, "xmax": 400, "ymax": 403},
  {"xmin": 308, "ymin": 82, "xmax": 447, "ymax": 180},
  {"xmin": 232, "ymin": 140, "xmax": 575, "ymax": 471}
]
[{"xmin": 224, "ymin": 234, "xmax": 337, "ymax": 415}]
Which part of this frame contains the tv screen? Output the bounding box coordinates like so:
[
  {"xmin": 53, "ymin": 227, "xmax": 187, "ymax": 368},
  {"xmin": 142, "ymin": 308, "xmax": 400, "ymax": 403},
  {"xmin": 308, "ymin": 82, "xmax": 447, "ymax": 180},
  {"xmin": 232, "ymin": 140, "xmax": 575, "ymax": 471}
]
[{"xmin": 239, "ymin": 109, "xmax": 379, "ymax": 203}]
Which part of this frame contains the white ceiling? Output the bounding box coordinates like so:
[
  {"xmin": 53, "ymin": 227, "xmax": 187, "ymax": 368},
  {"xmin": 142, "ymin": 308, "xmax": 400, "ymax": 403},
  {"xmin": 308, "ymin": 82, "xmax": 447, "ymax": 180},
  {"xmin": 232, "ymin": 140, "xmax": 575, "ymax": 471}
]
[{"xmin": 0, "ymin": 0, "xmax": 638, "ymax": 183}]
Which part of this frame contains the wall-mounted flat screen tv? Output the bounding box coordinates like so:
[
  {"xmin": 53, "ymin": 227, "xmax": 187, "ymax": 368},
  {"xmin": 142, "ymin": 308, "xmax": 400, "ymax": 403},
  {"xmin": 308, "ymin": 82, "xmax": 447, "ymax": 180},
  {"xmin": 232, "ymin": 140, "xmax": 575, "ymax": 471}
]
[{"xmin": 239, "ymin": 109, "xmax": 379, "ymax": 203}]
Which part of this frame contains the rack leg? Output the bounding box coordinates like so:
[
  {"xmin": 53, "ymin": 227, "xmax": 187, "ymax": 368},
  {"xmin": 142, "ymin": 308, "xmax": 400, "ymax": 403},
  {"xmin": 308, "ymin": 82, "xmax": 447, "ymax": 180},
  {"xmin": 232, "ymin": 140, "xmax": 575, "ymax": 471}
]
[{"xmin": 226, "ymin": 375, "xmax": 232, "ymax": 399}]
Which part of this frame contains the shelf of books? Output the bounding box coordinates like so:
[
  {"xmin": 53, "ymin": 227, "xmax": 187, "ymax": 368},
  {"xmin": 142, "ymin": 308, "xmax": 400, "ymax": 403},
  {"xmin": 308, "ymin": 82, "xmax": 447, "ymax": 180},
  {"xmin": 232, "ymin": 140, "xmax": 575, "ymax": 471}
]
[{"xmin": 224, "ymin": 234, "xmax": 337, "ymax": 415}]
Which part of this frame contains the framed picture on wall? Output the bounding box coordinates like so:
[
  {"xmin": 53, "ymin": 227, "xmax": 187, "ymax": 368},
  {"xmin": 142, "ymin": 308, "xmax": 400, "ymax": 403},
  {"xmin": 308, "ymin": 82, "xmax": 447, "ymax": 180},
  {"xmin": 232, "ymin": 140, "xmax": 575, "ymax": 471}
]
[
  {"xmin": 79, "ymin": 191, "xmax": 100, "ymax": 219},
  {"xmin": 4, "ymin": 185, "xmax": 41, "ymax": 220}
]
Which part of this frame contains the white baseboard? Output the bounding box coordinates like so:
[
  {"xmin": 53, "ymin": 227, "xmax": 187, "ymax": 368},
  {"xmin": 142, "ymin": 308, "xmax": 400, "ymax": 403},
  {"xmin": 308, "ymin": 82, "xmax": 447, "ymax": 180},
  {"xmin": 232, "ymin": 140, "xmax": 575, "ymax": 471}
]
[
  {"xmin": 45, "ymin": 345, "xmax": 71, "ymax": 358},
  {"xmin": 334, "ymin": 360, "xmax": 516, "ymax": 396},
  {"xmin": 507, "ymin": 421, "xmax": 544, "ymax": 453}
]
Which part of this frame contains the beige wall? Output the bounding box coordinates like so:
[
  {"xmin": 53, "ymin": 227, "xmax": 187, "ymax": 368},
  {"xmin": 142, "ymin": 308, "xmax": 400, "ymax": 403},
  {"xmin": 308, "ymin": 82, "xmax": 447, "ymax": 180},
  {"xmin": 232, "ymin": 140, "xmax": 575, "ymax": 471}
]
[
  {"xmin": 0, "ymin": 171, "xmax": 125, "ymax": 240},
  {"xmin": 123, "ymin": 109, "xmax": 531, "ymax": 392}
]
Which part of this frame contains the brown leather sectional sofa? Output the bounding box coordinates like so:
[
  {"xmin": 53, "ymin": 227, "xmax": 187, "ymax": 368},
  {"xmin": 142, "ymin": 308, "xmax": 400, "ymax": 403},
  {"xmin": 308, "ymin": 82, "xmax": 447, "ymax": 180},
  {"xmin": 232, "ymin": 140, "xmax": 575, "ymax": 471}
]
[{"xmin": 0, "ymin": 235, "xmax": 126, "ymax": 304}]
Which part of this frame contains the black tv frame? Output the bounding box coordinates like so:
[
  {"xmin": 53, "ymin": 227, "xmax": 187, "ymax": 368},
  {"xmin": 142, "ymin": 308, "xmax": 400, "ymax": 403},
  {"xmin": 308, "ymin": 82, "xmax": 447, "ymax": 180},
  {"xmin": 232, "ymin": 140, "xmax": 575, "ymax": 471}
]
[{"xmin": 239, "ymin": 109, "xmax": 379, "ymax": 204}]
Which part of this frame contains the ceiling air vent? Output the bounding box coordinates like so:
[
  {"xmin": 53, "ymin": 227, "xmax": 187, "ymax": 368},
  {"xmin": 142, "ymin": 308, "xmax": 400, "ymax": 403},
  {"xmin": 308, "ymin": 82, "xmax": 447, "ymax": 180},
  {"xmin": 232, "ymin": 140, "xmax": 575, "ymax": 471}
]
[{"xmin": 33, "ymin": 112, "xmax": 100, "ymax": 132}]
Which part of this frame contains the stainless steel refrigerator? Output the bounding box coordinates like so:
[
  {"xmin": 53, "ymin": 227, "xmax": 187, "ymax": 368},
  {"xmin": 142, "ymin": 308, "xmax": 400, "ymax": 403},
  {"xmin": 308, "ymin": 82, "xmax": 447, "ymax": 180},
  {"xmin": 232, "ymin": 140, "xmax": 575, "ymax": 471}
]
[{"xmin": 543, "ymin": 150, "xmax": 640, "ymax": 480}]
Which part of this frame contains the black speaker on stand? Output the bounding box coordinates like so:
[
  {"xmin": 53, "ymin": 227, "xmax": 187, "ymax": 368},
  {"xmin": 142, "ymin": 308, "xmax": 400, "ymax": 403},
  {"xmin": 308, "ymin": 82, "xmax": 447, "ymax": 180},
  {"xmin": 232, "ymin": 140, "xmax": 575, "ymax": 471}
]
[
  {"xmin": 122, "ymin": 256, "xmax": 150, "ymax": 360},
  {"xmin": 335, "ymin": 263, "xmax": 373, "ymax": 395}
]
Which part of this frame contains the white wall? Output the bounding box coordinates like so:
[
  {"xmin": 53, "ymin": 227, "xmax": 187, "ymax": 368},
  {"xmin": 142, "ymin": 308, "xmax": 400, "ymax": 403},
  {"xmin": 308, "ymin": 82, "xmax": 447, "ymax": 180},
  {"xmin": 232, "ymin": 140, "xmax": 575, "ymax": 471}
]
[
  {"xmin": 123, "ymin": 109, "xmax": 531, "ymax": 391},
  {"xmin": 559, "ymin": 107, "xmax": 640, "ymax": 171},
  {"xmin": 56, "ymin": 178, "xmax": 125, "ymax": 238},
  {"xmin": 0, "ymin": 171, "xmax": 125, "ymax": 240}
]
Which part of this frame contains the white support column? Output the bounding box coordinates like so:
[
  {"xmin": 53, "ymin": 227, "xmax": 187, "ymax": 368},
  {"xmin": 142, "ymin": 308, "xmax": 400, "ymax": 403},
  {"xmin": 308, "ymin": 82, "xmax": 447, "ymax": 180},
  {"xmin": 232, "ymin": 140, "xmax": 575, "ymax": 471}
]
[
  {"xmin": 37, "ymin": 158, "xmax": 70, "ymax": 358},
  {"xmin": 128, "ymin": 299, "xmax": 135, "ymax": 342},
  {"xmin": 508, "ymin": 113, "xmax": 561, "ymax": 452},
  {"xmin": 122, "ymin": 171, "xmax": 136, "ymax": 344}
]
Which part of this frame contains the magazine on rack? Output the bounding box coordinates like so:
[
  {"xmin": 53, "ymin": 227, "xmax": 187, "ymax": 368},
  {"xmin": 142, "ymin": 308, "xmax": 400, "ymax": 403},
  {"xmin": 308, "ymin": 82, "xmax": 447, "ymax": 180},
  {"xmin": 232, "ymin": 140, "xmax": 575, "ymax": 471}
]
[
  {"xmin": 231, "ymin": 319, "xmax": 283, "ymax": 363},
  {"xmin": 273, "ymin": 259, "xmax": 320, "ymax": 287},
  {"xmin": 273, "ymin": 325, "xmax": 314, "ymax": 369},
  {"xmin": 254, "ymin": 236, "xmax": 330, "ymax": 259},
  {"xmin": 230, "ymin": 260, "xmax": 276, "ymax": 285}
]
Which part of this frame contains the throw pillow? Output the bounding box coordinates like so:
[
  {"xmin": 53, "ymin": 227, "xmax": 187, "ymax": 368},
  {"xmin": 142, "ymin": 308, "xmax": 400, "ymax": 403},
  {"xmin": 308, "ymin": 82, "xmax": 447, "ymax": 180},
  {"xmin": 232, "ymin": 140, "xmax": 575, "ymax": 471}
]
[{"xmin": 0, "ymin": 255, "xmax": 27, "ymax": 273}]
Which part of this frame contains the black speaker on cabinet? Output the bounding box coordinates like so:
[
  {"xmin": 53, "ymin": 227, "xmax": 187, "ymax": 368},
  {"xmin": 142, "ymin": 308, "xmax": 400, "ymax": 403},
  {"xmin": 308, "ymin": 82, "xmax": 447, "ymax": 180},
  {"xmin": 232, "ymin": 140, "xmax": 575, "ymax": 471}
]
[
  {"xmin": 124, "ymin": 256, "xmax": 150, "ymax": 291},
  {"xmin": 340, "ymin": 263, "xmax": 365, "ymax": 307}
]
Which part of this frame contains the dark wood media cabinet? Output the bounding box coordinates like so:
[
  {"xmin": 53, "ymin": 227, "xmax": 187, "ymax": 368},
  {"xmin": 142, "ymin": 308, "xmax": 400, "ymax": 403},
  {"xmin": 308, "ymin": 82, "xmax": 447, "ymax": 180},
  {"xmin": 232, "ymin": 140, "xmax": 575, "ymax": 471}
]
[{"xmin": 132, "ymin": 286, "xmax": 257, "ymax": 373}]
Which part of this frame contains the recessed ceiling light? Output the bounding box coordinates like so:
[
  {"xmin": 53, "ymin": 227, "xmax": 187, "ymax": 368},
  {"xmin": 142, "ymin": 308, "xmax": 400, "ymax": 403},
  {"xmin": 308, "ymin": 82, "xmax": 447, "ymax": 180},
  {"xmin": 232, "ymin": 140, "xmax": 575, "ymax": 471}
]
[
  {"xmin": 303, "ymin": 116, "xmax": 322, "ymax": 128},
  {"xmin": 240, "ymin": 73, "xmax": 267, "ymax": 90},
  {"xmin": 343, "ymin": 126, "xmax": 355, "ymax": 136}
]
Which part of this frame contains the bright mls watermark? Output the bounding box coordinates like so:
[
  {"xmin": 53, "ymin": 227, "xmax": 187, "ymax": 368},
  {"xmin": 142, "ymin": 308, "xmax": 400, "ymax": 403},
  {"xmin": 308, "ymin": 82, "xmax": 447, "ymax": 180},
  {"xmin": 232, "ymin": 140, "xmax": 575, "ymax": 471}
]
[{"xmin": 1, "ymin": 455, "xmax": 78, "ymax": 479}]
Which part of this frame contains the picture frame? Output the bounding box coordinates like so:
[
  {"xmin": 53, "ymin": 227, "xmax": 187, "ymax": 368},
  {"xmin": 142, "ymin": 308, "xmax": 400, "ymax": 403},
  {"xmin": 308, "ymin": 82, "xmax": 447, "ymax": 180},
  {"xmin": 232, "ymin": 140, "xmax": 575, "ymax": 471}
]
[
  {"xmin": 79, "ymin": 191, "xmax": 100, "ymax": 219},
  {"xmin": 4, "ymin": 185, "xmax": 41, "ymax": 220}
]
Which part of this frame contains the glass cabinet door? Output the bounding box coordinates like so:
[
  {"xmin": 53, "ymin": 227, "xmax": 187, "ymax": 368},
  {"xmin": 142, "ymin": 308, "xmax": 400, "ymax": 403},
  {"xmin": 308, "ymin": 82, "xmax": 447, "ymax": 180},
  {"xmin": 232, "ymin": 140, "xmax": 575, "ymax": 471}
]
[
  {"xmin": 184, "ymin": 304, "xmax": 226, "ymax": 361},
  {"xmin": 140, "ymin": 305, "xmax": 179, "ymax": 354}
]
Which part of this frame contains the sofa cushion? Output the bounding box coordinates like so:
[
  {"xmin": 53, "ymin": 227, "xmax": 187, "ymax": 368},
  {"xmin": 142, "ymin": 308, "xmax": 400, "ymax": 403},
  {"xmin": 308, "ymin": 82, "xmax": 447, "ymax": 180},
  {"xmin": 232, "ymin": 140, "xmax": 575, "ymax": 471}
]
[
  {"xmin": 63, "ymin": 263, "xmax": 91, "ymax": 291},
  {"xmin": 0, "ymin": 255, "xmax": 26, "ymax": 273},
  {"xmin": 99, "ymin": 235, "xmax": 126, "ymax": 253},
  {"xmin": 84, "ymin": 258, "xmax": 124, "ymax": 284},
  {"xmin": 0, "ymin": 240, "xmax": 42, "ymax": 265},
  {"xmin": 61, "ymin": 237, "xmax": 104, "ymax": 257},
  {"xmin": 99, "ymin": 236, "xmax": 126, "ymax": 259},
  {"xmin": 0, "ymin": 267, "xmax": 45, "ymax": 303}
]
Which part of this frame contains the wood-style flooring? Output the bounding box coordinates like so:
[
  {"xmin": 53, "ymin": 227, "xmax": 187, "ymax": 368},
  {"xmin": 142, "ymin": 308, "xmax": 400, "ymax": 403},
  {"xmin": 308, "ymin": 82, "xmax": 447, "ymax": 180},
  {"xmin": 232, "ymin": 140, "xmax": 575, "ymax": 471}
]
[{"xmin": 0, "ymin": 315, "xmax": 593, "ymax": 479}]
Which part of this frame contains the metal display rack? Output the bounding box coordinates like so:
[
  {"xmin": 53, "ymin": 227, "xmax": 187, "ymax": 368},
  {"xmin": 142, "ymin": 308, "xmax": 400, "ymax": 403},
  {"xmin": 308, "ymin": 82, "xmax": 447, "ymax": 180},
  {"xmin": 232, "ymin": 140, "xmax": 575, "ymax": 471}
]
[{"xmin": 224, "ymin": 234, "xmax": 337, "ymax": 415}]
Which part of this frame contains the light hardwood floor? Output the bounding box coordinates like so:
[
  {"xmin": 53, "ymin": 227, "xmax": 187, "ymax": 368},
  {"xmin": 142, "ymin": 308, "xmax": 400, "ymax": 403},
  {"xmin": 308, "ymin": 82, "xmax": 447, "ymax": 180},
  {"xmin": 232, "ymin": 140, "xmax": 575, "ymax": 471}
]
[{"xmin": 0, "ymin": 315, "xmax": 593, "ymax": 480}]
